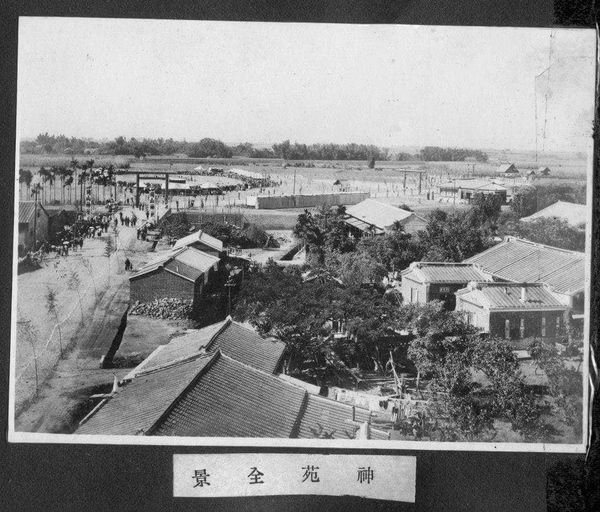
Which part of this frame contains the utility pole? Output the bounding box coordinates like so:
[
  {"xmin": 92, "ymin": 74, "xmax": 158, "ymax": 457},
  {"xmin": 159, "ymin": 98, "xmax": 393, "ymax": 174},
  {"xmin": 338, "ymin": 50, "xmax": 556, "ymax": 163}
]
[
  {"xmin": 292, "ymin": 168, "xmax": 297, "ymax": 196},
  {"xmin": 224, "ymin": 276, "xmax": 236, "ymax": 316}
]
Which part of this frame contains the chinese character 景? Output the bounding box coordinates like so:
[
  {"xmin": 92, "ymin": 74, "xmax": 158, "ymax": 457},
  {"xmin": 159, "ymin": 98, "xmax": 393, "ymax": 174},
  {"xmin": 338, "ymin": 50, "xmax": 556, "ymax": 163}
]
[
  {"xmin": 357, "ymin": 466, "xmax": 374, "ymax": 484},
  {"xmin": 301, "ymin": 465, "xmax": 320, "ymax": 483},
  {"xmin": 248, "ymin": 467, "xmax": 265, "ymax": 484},
  {"xmin": 193, "ymin": 469, "xmax": 210, "ymax": 487}
]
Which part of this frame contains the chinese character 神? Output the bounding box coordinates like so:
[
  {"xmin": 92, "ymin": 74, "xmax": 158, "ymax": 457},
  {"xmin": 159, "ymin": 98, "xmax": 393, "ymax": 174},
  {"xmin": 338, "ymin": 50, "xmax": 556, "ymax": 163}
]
[
  {"xmin": 301, "ymin": 465, "xmax": 320, "ymax": 483},
  {"xmin": 357, "ymin": 466, "xmax": 374, "ymax": 484},
  {"xmin": 193, "ymin": 469, "xmax": 210, "ymax": 487},
  {"xmin": 248, "ymin": 467, "xmax": 265, "ymax": 485}
]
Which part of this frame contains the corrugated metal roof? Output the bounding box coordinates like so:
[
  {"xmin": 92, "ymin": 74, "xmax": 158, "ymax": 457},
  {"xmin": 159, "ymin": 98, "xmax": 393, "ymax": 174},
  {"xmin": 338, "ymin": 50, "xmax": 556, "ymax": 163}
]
[
  {"xmin": 173, "ymin": 229, "xmax": 223, "ymax": 252},
  {"xmin": 18, "ymin": 201, "xmax": 48, "ymax": 223},
  {"xmin": 175, "ymin": 247, "xmax": 220, "ymax": 270},
  {"xmin": 464, "ymin": 237, "xmax": 585, "ymax": 294},
  {"xmin": 76, "ymin": 354, "xmax": 213, "ymax": 436},
  {"xmin": 520, "ymin": 201, "xmax": 587, "ymax": 227},
  {"xmin": 439, "ymin": 179, "xmax": 507, "ymax": 192},
  {"xmin": 130, "ymin": 247, "xmax": 218, "ymax": 282},
  {"xmin": 402, "ymin": 262, "xmax": 492, "ymax": 284},
  {"xmin": 345, "ymin": 199, "xmax": 415, "ymax": 231},
  {"xmin": 456, "ymin": 283, "xmax": 567, "ymax": 310}
]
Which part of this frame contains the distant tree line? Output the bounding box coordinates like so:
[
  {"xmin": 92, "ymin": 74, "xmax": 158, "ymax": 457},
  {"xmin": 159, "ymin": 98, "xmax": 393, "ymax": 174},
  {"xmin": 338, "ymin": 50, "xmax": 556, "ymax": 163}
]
[
  {"xmin": 22, "ymin": 134, "xmax": 492, "ymax": 164},
  {"xmin": 418, "ymin": 146, "xmax": 489, "ymax": 162}
]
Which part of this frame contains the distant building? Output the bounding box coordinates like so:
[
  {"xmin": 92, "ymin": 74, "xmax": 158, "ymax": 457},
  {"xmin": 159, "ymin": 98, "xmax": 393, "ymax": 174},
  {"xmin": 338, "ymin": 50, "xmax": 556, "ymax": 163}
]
[
  {"xmin": 438, "ymin": 179, "xmax": 507, "ymax": 203},
  {"xmin": 18, "ymin": 201, "xmax": 49, "ymax": 252},
  {"xmin": 344, "ymin": 198, "xmax": 427, "ymax": 236},
  {"xmin": 400, "ymin": 262, "xmax": 493, "ymax": 309},
  {"xmin": 496, "ymin": 163, "xmax": 519, "ymax": 175},
  {"xmin": 129, "ymin": 246, "xmax": 220, "ymax": 307},
  {"xmin": 77, "ymin": 350, "xmax": 389, "ymax": 439},
  {"xmin": 455, "ymin": 282, "xmax": 567, "ymax": 340},
  {"xmin": 537, "ymin": 167, "xmax": 551, "ymax": 176},
  {"xmin": 464, "ymin": 237, "xmax": 585, "ymax": 315},
  {"xmin": 173, "ymin": 229, "xmax": 224, "ymax": 257},
  {"xmin": 520, "ymin": 201, "xmax": 586, "ymax": 229},
  {"xmin": 43, "ymin": 204, "xmax": 79, "ymax": 242}
]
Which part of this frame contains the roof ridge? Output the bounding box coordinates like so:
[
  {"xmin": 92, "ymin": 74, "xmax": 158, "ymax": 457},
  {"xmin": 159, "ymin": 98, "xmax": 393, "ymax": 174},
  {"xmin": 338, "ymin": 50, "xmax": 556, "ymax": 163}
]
[{"xmin": 204, "ymin": 317, "xmax": 234, "ymax": 351}]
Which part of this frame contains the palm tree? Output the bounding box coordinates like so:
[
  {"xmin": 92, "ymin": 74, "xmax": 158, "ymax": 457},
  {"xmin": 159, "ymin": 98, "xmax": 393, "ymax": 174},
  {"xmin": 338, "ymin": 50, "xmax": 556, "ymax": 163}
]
[
  {"xmin": 37, "ymin": 167, "xmax": 52, "ymax": 204},
  {"xmin": 19, "ymin": 169, "xmax": 33, "ymax": 200}
]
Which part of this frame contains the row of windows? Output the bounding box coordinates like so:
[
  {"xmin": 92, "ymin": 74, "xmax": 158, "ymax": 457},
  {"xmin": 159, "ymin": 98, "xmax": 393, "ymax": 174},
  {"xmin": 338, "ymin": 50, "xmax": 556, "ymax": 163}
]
[{"xmin": 504, "ymin": 316, "xmax": 561, "ymax": 339}]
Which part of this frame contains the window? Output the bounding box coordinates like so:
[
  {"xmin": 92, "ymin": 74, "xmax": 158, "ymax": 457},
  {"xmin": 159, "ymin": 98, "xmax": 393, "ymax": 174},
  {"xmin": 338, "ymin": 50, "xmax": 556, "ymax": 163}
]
[
  {"xmin": 556, "ymin": 316, "xmax": 562, "ymax": 334},
  {"xmin": 541, "ymin": 317, "xmax": 546, "ymax": 337},
  {"xmin": 505, "ymin": 319, "xmax": 510, "ymax": 339},
  {"xmin": 519, "ymin": 318, "xmax": 525, "ymax": 338},
  {"xmin": 439, "ymin": 286, "xmax": 450, "ymax": 293}
]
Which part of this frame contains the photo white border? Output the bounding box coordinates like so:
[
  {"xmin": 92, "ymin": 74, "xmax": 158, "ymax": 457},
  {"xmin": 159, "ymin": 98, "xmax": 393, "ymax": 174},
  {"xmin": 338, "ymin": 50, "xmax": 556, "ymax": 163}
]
[{"xmin": 7, "ymin": 19, "xmax": 596, "ymax": 454}]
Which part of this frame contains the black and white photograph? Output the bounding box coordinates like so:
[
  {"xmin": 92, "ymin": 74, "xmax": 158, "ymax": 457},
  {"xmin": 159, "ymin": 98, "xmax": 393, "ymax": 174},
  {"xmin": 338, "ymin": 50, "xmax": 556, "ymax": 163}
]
[{"xmin": 9, "ymin": 18, "xmax": 595, "ymax": 449}]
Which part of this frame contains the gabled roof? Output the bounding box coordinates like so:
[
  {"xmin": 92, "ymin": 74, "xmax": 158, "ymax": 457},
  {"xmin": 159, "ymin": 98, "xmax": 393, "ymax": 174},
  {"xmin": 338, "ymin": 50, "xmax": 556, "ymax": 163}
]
[
  {"xmin": 538, "ymin": 167, "xmax": 551, "ymax": 174},
  {"xmin": 127, "ymin": 317, "xmax": 285, "ymax": 377},
  {"xmin": 520, "ymin": 201, "xmax": 587, "ymax": 227},
  {"xmin": 18, "ymin": 201, "xmax": 48, "ymax": 223},
  {"xmin": 456, "ymin": 282, "xmax": 566, "ymax": 310},
  {"xmin": 173, "ymin": 229, "xmax": 223, "ymax": 252},
  {"xmin": 78, "ymin": 352, "xmax": 383, "ymax": 439},
  {"xmin": 77, "ymin": 354, "xmax": 213, "ymax": 435},
  {"xmin": 464, "ymin": 237, "xmax": 585, "ymax": 295},
  {"xmin": 401, "ymin": 262, "xmax": 493, "ymax": 284},
  {"xmin": 345, "ymin": 199, "xmax": 423, "ymax": 232},
  {"xmin": 204, "ymin": 320, "xmax": 286, "ymax": 374},
  {"xmin": 130, "ymin": 247, "xmax": 219, "ymax": 282},
  {"xmin": 496, "ymin": 163, "xmax": 519, "ymax": 174}
]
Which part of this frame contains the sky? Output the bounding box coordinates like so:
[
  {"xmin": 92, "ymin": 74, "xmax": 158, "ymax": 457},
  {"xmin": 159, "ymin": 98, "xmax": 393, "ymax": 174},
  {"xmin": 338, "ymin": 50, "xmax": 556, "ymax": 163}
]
[{"xmin": 17, "ymin": 18, "xmax": 597, "ymax": 152}]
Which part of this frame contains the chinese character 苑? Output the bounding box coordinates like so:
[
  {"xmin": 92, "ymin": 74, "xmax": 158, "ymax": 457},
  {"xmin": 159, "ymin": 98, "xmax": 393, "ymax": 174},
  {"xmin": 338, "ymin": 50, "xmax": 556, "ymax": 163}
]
[
  {"xmin": 193, "ymin": 469, "xmax": 210, "ymax": 487},
  {"xmin": 357, "ymin": 466, "xmax": 374, "ymax": 484},
  {"xmin": 301, "ymin": 465, "xmax": 320, "ymax": 483},
  {"xmin": 248, "ymin": 467, "xmax": 265, "ymax": 485}
]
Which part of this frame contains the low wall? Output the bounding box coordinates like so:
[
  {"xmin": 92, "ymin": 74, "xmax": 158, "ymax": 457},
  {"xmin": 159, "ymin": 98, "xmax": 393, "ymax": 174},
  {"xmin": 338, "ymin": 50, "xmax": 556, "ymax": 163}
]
[{"xmin": 248, "ymin": 192, "xmax": 370, "ymax": 209}]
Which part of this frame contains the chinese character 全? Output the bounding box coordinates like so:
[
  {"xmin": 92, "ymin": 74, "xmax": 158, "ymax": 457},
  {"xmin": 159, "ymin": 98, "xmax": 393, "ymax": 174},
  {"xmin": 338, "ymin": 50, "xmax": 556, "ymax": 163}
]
[
  {"xmin": 357, "ymin": 466, "xmax": 374, "ymax": 484},
  {"xmin": 248, "ymin": 467, "xmax": 265, "ymax": 484},
  {"xmin": 301, "ymin": 465, "xmax": 320, "ymax": 483},
  {"xmin": 193, "ymin": 469, "xmax": 210, "ymax": 487}
]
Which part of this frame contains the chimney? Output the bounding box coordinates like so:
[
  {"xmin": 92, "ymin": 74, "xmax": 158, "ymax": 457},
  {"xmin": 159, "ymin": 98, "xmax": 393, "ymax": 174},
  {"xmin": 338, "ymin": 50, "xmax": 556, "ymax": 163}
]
[{"xmin": 520, "ymin": 286, "xmax": 527, "ymax": 302}]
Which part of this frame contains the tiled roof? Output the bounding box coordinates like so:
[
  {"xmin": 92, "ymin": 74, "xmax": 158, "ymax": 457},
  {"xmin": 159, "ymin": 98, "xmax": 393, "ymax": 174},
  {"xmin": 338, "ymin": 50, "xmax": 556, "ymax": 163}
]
[
  {"xmin": 173, "ymin": 229, "xmax": 223, "ymax": 252},
  {"xmin": 78, "ymin": 352, "xmax": 384, "ymax": 439},
  {"xmin": 152, "ymin": 353, "xmax": 306, "ymax": 437},
  {"xmin": 296, "ymin": 394, "xmax": 373, "ymax": 440},
  {"xmin": 456, "ymin": 283, "xmax": 567, "ymax": 310},
  {"xmin": 18, "ymin": 201, "xmax": 47, "ymax": 223},
  {"xmin": 205, "ymin": 321, "xmax": 286, "ymax": 374},
  {"xmin": 520, "ymin": 201, "xmax": 587, "ymax": 227},
  {"xmin": 128, "ymin": 318, "xmax": 285, "ymax": 377},
  {"xmin": 464, "ymin": 237, "xmax": 585, "ymax": 295},
  {"xmin": 77, "ymin": 355, "xmax": 213, "ymax": 436},
  {"xmin": 345, "ymin": 199, "xmax": 424, "ymax": 231},
  {"xmin": 402, "ymin": 262, "xmax": 492, "ymax": 284}
]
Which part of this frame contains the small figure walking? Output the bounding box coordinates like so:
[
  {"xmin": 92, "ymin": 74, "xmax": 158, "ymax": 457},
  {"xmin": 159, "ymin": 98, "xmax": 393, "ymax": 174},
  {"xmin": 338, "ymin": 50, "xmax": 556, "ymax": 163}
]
[{"xmin": 125, "ymin": 258, "xmax": 131, "ymax": 271}]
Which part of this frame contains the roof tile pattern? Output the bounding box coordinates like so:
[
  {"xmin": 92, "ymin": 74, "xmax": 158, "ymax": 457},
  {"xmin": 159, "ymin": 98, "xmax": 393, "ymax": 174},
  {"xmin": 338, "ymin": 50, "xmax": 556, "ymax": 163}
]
[
  {"xmin": 205, "ymin": 321, "xmax": 286, "ymax": 374},
  {"xmin": 457, "ymin": 283, "xmax": 566, "ymax": 310},
  {"xmin": 464, "ymin": 237, "xmax": 585, "ymax": 294},
  {"xmin": 403, "ymin": 263, "xmax": 492, "ymax": 284},
  {"xmin": 77, "ymin": 355, "xmax": 212, "ymax": 436},
  {"xmin": 152, "ymin": 354, "xmax": 307, "ymax": 438}
]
